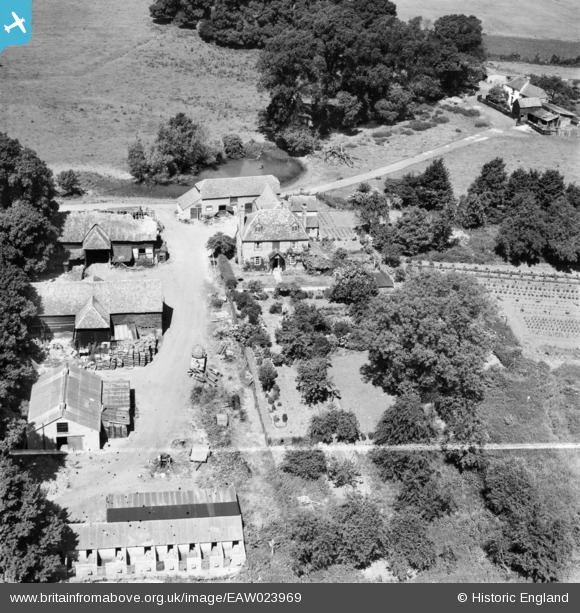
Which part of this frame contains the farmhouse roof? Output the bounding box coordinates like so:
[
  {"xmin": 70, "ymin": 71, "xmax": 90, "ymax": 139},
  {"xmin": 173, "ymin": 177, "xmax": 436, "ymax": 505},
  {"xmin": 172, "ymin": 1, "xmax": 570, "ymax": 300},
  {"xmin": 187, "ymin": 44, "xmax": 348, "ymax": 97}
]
[
  {"xmin": 61, "ymin": 212, "xmax": 158, "ymax": 244},
  {"xmin": 515, "ymin": 97, "xmax": 542, "ymax": 109},
  {"xmin": 241, "ymin": 208, "xmax": 309, "ymax": 242},
  {"xmin": 305, "ymin": 217, "xmax": 319, "ymax": 229},
  {"xmin": 105, "ymin": 487, "xmax": 240, "ymax": 523},
  {"xmin": 254, "ymin": 183, "xmax": 281, "ymax": 208},
  {"xmin": 289, "ymin": 195, "xmax": 318, "ymax": 212},
  {"xmin": 70, "ymin": 515, "xmax": 244, "ymax": 550},
  {"xmin": 177, "ymin": 175, "xmax": 281, "ymax": 211},
  {"xmin": 506, "ymin": 77, "xmax": 548, "ymax": 100},
  {"xmin": 33, "ymin": 279, "xmax": 164, "ymax": 317},
  {"xmin": 75, "ymin": 297, "xmax": 110, "ymax": 330},
  {"xmin": 28, "ymin": 364, "xmax": 102, "ymax": 431}
]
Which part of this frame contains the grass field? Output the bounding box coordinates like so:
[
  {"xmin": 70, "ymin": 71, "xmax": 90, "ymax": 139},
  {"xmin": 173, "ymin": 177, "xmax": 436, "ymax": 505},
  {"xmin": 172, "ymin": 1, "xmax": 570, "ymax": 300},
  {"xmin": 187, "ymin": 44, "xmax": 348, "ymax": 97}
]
[
  {"xmin": 396, "ymin": 0, "xmax": 580, "ymax": 41},
  {"xmin": 484, "ymin": 35, "xmax": 580, "ymax": 62},
  {"xmin": 0, "ymin": 0, "xmax": 264, "ymax": 174}
]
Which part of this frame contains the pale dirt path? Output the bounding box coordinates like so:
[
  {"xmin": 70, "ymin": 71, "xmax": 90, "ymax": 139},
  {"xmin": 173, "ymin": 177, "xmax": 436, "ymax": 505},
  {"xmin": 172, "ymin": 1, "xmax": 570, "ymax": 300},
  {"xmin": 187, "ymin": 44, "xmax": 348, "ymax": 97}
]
[
  {"xmin": 51, "ymin": 208, "xmax": 218, "ymax": 521},
  {"xmin": 296, "ymin": 128, "xmax": 505, "ymax": 194}
]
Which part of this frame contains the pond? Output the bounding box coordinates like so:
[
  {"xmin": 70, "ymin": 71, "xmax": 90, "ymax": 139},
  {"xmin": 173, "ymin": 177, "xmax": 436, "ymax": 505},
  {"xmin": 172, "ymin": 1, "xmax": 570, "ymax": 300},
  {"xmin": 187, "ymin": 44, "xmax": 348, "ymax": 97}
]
[{"xmin": 91, "ymin": 150, "xmax": 305, "ymax": 199}]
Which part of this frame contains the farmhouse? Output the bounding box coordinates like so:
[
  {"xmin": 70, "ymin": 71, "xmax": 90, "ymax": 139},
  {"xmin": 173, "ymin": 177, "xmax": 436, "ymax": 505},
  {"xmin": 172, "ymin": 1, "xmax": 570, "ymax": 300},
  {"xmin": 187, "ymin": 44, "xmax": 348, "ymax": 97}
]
[
  {"xmin": 512, "ymin": 97, "xmax": 543, "ymax": 121},
  {"xmin": 27, "ymin": 364, "xmax": 130, "ymax": 452},
  {"xmin": 59, "ymin": 212, "xmax": 160, "ymax": 268},
  {"xmin": 68, "ymin": 487, "xmax": 246, "ymax": 579},
  {"xmin": 32, "ymin": 279, "xmax": 164, "ymax": 346},
  {"xmin": 176, "ymin": 175, "xmax": 281, "ymax": 220},
  {"xmin": 504, "ymin": 76, "xmax": 548, "ymax": 110},
  {"xmin": 237, "ymin": 204, "xmax": 310, "ymax": 269}
]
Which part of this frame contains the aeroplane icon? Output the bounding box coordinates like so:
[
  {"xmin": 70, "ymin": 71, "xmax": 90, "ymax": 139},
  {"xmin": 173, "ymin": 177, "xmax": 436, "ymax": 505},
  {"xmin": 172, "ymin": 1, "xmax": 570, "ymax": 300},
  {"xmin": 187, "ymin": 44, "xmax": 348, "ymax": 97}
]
[{"xmin": 4, "ymin": 12, "xmax": 26, "ymax": 34}]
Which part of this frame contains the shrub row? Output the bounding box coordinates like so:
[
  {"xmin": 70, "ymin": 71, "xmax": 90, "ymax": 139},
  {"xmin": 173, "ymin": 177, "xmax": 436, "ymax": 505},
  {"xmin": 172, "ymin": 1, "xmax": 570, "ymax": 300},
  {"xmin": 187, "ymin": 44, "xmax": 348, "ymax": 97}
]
[{"xmin": 217, "ymin": 254, "xmax": 237, "ymax": 290}]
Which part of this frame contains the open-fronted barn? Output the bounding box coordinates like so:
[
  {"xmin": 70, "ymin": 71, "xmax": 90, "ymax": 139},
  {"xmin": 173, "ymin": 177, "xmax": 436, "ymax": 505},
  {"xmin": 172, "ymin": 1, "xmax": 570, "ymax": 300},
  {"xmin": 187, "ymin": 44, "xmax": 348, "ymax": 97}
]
[
  {"xmin": 68, "ymin": 487, "xmax": 246, "ymax": 579},
  {"xmin": 32, "ymin": 279, "xmax": 164, "ymax": 345}
]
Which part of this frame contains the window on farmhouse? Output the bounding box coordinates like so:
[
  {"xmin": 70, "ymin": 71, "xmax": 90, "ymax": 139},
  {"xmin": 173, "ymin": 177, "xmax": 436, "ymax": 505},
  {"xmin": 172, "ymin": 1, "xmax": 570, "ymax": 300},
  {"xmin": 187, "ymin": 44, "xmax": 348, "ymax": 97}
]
[
  {"xmin": 254, "ymin": 242, "xmax": 262, "ymax": 250},
  {"xmin": 255, "ymin": 224, "xmax": 263, "ymax": 233},
  {"xmin": 57, "ymin": 422, "xmax": 69, "ymax": 433},
  {"xmin": 291, "ymin": 223, "xmax": 299, "ymax": 232},
  {"xmin": 254, "ymin": 257, "xmax": 262, "ymax": 266}
]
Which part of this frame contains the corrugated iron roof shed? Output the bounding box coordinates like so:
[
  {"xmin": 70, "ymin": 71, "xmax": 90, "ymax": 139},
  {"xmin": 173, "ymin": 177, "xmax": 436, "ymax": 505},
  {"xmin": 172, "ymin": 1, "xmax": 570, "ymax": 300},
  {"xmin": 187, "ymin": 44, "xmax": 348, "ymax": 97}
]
[
  {"xmin": 102, "ymin": 380, "xmax": 131, "ymax": 411},
  {"xmin": 33, "ymin": 279, "xmax": 163, "ymax": 317},
  {"xmin": 71, "ymin": 515, "xmax": 244, "ymax": 550},
  {"xmin": 105, "ymin": 488, "xmax": 240, "ymax": 523},
  {"xmin": 28, "ymin": 365, "xmax": 102, "ymax": 431}
]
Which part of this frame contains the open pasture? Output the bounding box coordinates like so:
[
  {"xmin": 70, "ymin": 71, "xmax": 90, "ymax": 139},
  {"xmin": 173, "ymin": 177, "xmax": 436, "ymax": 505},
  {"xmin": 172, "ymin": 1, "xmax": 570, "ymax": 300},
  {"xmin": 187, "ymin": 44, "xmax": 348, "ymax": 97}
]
[
  {"xmin": 484, "ymin": 35, "xmax": 580, "ymax": 62},
  {"xmin": 0, "ymin": 0, "xmax": 263, "ymax": 173},
  {"xmin": 396, "ymin": 0, "xmax": 580, "ymax": 41}
]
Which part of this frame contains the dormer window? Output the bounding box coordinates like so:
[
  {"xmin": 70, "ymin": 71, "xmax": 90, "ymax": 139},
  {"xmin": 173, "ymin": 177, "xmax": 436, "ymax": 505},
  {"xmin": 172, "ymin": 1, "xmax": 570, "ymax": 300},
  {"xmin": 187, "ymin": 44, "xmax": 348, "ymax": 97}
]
[
  {"xmin": 291, "ymin": 223, "xmax": 299, "ymax": 232},
  {"xmin": 255, "ymin": 224, "xmax": 263, "ymax": 233}
]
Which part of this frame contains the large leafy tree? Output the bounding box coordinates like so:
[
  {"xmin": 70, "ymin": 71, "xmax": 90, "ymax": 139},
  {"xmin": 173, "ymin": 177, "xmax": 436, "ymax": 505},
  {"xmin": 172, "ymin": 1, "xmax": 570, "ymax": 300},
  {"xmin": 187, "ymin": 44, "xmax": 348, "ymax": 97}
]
[
  {"xmin": 0, "ymin": 457, "xmax": 70, "ymax": 582},
  {"xmin": 329, "ymin": 262, "xmax": 378, "ymax": 306},
  {"xmin": 206, "ymin": 231, "xmax": 236, "ymax": 259},
  {"xmin": 361, "ymin": 271, "xmax": 492, "ymax": 401},
  {"xmin": 466, "ymin": 157, "xmax": 507, "ymax": 224},
  {"xmin": 308, "ymin": 409, "xmax": 360, "ymax": 444},
  {"xmin": 348, "ymin": 184, "xmax": 390, "ymax": 230},
  {"xmin": 296, "ymin": 358, "xmax": 335, "ymax": 405},
  {"xmin": 0, "ymin": 133, "xmax": 58, "ymax": 276},
  {"xmin": 374, "ymin": 392, "xmax": 435, "ymax": 446}
]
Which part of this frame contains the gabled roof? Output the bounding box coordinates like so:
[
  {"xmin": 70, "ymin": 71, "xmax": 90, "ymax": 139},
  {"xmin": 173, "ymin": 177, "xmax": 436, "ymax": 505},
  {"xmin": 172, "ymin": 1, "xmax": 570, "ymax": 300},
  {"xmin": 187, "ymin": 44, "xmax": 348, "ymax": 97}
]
[
  {"xmin": 28, "ymin": 364, "xmax": 102, "ymax": 431},
  {"xmin": 61, "ymin": 212, "xmax": 158, "ymax": 244},
  {"xmin": 75, "ymin": 297, "xmax": 110, "ymax": 330},
  {"xmin": 289, "ymin": 195, "xmax": 318, "ymax": 212},
  {"xmin": 506, "ymin": 77, "xmax": 548, "ymax": 100},
  {"xmin": 373, "ymin": 270, "xmax": 394, "ymax": 289},
  {"xmin": 176, "ymin": 186, "xmax": 202, "ymax": 211},
  {"xmin": 254, "ymin": 183, "xmax": 281, "ymax": 209},
  {"xmin": 529, "ymin": 108, "xmax": 559, "ymax": 122},
  {"xmin": 33, "ymin": 279, "xmax": 164, "ymax": 317},
  {"xmin": 241, "ymin": 208, "xmax": 309, "ymax": 242},
  {"xmin": 82, "ymin": 225, "xmax": 111, "ymax": 250},
  {"xmin": 543, "ymin": 102, "xmax": 577, "ymax": 117},
  {"xmin": 515, "ymin": 97, "xmax": 542, "ymax": 109}
]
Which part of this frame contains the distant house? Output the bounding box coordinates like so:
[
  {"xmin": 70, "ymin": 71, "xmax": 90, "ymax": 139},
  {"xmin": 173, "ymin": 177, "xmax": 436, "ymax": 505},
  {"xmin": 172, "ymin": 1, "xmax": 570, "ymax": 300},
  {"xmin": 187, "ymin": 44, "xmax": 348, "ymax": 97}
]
[
  {"xmin": 176, "ymin": 175, "xmax": 281, "ymax": 220},
  {"xmin": 27, "ymin": 364, "xmax": 130, "ymax": 452},
  {"xmin": 32, "ymin": 279, "xmax": 164, "ymax": 346},
  {"xmin": 504, "ymin": 76, "xmax": 548, "ymax": 110},
  {"xmin": 542, "ymin": 102, "xmax": 578, "ymax": 128},
  {"xmin": 60, "ymin": 212, "xmax": 159, "ymax": 268},
  {"xmin": 237, "ymin": 205, "xmax": 310, "ymax": 269},
  {"xmin": 68, "ymin": 487, "xmax": 246, "ymax": 579},
  {"xmin": 289, "ymin": 195, "xmax": 320, "ymax": 239}
]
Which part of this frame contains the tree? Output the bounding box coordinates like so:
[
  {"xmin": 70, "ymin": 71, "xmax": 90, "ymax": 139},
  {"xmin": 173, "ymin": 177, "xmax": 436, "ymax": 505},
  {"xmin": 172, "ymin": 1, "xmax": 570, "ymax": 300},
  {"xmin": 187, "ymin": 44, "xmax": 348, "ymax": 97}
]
[
  {"xmin": 487, "ymin": 84, "xmax": 508, "ymax": 106},
  {"xmin": 543, "ymin": 196, "xmax": 580, "ymax": 269},
  {"xmin": 222, "ymin": 133, "xmax": 245, "ymax": 159},
  {"xmin": 258, "ymin": 360, "xmax": 278, "ymax": 392},
  {"xmin": 349, "ymin": 185, "xmax": 390, "ymax": 230},
  {"xmin": 296, "ymin": 358, "xmax": 335, "ymax": 405},
  {"xmin": 328, "ymin": 457, "xmax": 359, "ymax": 487},
  {"xmin": 456, "ymin": 193, "xmax": 487, "ymax": 229},
  {"xmin": 275, "ymin": 303, "xmax": 331, "ymax": 362},
  {"xmin": 466, "ymin": 157, "xmax": 507, "ymax": 224},
  {"xmin": 281, "ymin": 449, "xmax": 327, "ymax": 480},
  {"xmin": 56, "ymin": 170, "xmax": 83, "ymax": 197},
  {"xmin": 206, "ymin": 231, "xmax": 236, "ymax": 259},
  {"xmin": 387, "ymin": 512, "xmax": 436, "ymax": 581},
  {"xmin": 0, "ymin": 258, "xmax": 37, "ymax": 410},
  {"xmin": 496, "ymin": 193, "xmax": 547, "ymax": 266},
  {"xmin": 0, "ymin": 457, "xmax": 70, "ymax": 582},
  {"xmin": 309, "ymin": 409, "xmax": 360, "ymax": 444},
  {"xmin": 361, "ymin": 271, "xmax": 492, "ymax": 401},
  {"xmin": 416, "ymin": 158, "xmax": 455, "ymax": 211},
  {"xmin": 290, "ymin": 511, "xmax": 339, "ymax": 575},
  {"xmin": 329, "ymin": 262, "xmax": 378, "ymax": 306},
  {"xmin": 374, "ymin": 392, "xmax": 435, "ymax": 446},
  {"xmin": 391, "ymin": 207, "xmax": 433, "ymax": 256},
  {"xmin": 127, "ymin": 139, "xmax": 150, "ymax": 182},
  {"xmin": 0, "ymin": 133, "xmax": 58, "ymax": 276}
]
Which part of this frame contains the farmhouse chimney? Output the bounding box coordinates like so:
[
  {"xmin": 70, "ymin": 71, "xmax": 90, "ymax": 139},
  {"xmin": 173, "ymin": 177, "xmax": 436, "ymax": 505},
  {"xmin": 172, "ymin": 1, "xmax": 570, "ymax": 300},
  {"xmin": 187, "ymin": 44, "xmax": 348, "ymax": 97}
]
[{"xmin": 301, "ymin": 202, "xmax": 307, "ymax": 228}]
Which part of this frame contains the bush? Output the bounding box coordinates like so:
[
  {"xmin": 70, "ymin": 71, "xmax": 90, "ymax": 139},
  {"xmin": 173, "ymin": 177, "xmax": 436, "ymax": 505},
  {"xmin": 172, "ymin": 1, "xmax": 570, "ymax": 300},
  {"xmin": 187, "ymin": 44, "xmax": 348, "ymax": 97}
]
[
  {"xmin": 401, "ymin": 129, "xmax": 414, "ymax": 136},
  {"xmin": 280, "ymin": 126, "xmax": 318, "ymax": 156},
  {"xmin": 56, "ymin": 170, "xmax": 83, "ymax": 196},
  {"xmin": 328, "ymin": 458, "xmax": 359, "ymax": 487},
  {"xmin": 258, "ymin": 360, "xmax": 278, "ymax": 392},
  {"xmin": 309, "ymin": 409, "xmax": 360, "ymax": 444},
  {"xmin": 281, "ymin": 449, "xmax": 327, "ymax": 480},
  {"xmin": 271, "ymin": 352, "xmax": 286, "ymax": 367},
  {"xmin": 222, "ymin": 133, "xmax": 245, "ymax": 159},
  {"xmin": 269, "ymin": 301, "xmax": 283, "ymax": 314},
  {"xmin": 296, "ymin": 359, "xmax": 335, "ymax": 405},
  {"xmin": 474, "ymin": 120, "xmax": 490, "ymax": 128},
  {"xmin": 408, "ymin": 120, "xmax": 434, "ymax": 131},
  {"xmin": 246, "ymin": 280, "xmax": 264, "ymax": 293},
  {"xmin": 207, "ymin": 232, "xmax": 236, "ymax": 259},
  {"xmin": 217, "ymin": 254, "xmax": 237, "ymax": 289},
  {"xmin": 432, "ymin": 115, "xmax": 450, "ymax": 124},
  {"xmin": 440, "ymin": 104, "xmax": 479, "ymax": 117}
]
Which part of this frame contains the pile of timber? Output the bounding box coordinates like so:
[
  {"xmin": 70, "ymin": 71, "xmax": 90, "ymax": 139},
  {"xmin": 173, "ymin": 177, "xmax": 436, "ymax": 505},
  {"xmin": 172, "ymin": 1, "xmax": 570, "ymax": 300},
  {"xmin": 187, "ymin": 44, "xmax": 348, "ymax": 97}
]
[{"xmin": 108, "ymin": 337, "xmax": 158, "ymax": 368}]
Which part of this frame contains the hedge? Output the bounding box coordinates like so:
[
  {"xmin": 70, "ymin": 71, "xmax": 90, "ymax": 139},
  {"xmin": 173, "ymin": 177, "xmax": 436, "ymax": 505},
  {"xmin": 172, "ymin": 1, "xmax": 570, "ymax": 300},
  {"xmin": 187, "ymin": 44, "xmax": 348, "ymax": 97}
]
[{"xmin": 217, "ymin": 254, "xmax": 237, "ymax": 289}]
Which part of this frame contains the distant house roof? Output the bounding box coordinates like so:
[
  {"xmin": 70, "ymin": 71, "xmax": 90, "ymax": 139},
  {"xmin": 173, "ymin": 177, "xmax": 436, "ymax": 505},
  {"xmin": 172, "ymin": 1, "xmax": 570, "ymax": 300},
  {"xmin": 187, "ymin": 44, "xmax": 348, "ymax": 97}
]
[
  {"xmin": 75, "ymin": 297, "xmax": 110, "ymax": 330},
  {"xmin": 241, "ymin": 208, "xmax": 309, "ymax": 242},
  {"xmin": 305, "ymin": 217, "xmax": 319, "ymax": 229},
  {"xmin": 254, "ymin": 183, "xmax": 281, "ymax": 208},
  {"xmin": 506, "ymin": 77, "xmax": 548, "ymax": 100},
  {"xmin": 289, "ymin": 195, "xmax": 318, "ymax": 212},
  {"xmin": 28, "ymin": 364, "xmax": 102, "ymax": 431},
  {"xmin": 373, "ymin": 270, "xmax": 394, "ymax": 289},
  {"xmin": 528, "ymin": 108, "xmax": 559, "ymax": 122},
  {"xmin": 61, "ymin": 212, "xmax": 158, "ymax": 244},
  {"xmin": 70, "ymin": 515, "xmax": 244, "ymax": 550},
  {"xmin": 105, "ymin": 487, "xmax": 240, "ymax": 523},
  {"xmin": 543, "ymin": 102, "xmax": 577, "ymax": 118},
  {"xmin": 177, "ymin": 175, "xmax": 281, "ymax": 211},
  {"xmin": 33, "ymin": 279, "xmax": 164, "ymax": 318},
  {"xmin": 515, "ymin": 97, "xmax": 542, "ymax": 109}
]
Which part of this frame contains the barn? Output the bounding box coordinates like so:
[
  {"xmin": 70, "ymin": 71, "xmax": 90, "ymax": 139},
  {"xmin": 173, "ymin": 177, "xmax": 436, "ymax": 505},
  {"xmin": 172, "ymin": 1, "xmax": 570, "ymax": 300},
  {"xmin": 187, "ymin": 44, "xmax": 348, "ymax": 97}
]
[
  {"xmin": 32, "ymin": 279, "xmax": 164, "ymax": 346},
  {"xmin": 59, "ymin": 212, "xmax": 159, "ymax": 269},
  {"xmin": 27, "ymin": 364, "xmax": 103, "ymax": 451},
  {"xmin": 27, "ymin": 365, "xmax": 132, "ymax": 451},
  {"xmin": 68, "ymin": 487, "xmax": 246, "ymax": 579}
]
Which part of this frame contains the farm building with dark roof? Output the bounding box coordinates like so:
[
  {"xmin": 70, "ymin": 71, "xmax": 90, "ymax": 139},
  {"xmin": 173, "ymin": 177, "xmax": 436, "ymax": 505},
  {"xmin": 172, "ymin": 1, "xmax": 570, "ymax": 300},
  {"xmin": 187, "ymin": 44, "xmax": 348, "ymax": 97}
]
[
  {"xmin": 60, "ymin": 211, "xmax": 160, "ymax": 267},
  {"xmin": 68, "ymin": 487, "xmax": 246, "ymax": 579},
  {"xmin": 504, "ymin": 77, "xmax": 548, "ymax": 111},
  {"xmin": 32, "ymin": 278, "xmax": 164, "ymax": 345}
]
